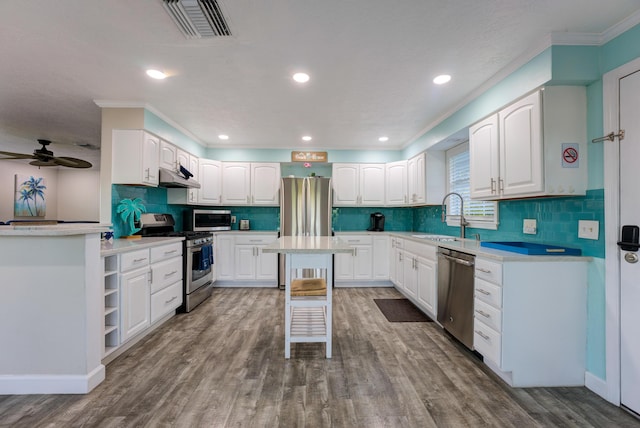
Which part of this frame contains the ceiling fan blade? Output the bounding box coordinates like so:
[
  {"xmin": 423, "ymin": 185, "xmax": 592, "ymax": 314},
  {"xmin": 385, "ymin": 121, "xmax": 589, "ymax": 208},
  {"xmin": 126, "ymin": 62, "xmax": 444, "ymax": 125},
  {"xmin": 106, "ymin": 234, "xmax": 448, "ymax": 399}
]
[
  {"xmin": 0, "ymin": 150, "xmax": 35, "ymax": 159},
  {"xmin": 29, "ymin": 159, "xmax": 58, "ymax": 167},
  {"xmin": 53, "ymin": 156, "xmax": 92, "ymax": 169}
]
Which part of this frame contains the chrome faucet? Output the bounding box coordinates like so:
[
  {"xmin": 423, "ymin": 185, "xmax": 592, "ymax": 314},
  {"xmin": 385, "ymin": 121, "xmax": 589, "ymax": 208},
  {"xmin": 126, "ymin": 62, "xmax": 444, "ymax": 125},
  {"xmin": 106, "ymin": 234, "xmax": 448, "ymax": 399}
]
[{"xmin": 441, "ymin": 192, "xmax": 468, "ymax": 239}]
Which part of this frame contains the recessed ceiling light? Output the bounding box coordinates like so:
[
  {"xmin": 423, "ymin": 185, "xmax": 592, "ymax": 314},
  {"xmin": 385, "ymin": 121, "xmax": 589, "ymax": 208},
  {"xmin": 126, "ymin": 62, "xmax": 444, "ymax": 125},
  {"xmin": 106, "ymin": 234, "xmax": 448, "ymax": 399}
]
[
  {"xmin": 146, "ymin": 69, "xmax": 167, "ymax": 80},
  {"xmin": 433, "ymin": 74, "xmax": 451, "ymax": 85},
  {"xmin": 293, "ymin": 72, "xmax": 310, "ymax": 83},
  {"xmin": 378, "ymin": 136, "xmax": 389, "ymax": 142},
  {"xmin": 218, "ymin": 134, "xmax": 229, "ymax": 140},
  {"xmin": 302, "ymin": 135, "xmax": 312, "ymax": 141}
]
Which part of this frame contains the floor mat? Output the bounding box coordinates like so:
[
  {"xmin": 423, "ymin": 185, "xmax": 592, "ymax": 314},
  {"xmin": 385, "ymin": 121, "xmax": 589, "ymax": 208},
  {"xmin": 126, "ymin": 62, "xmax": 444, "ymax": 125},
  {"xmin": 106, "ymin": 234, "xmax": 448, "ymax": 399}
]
[{"xmin": 373, "ymin": 298, "xmax": 433, "ymax": 322}]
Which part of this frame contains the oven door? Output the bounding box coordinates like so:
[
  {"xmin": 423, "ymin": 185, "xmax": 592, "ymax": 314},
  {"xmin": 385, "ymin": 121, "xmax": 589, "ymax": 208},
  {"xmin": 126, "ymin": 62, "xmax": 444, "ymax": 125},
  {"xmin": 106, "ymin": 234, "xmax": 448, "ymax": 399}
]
[{"xmin": 186, "ymin": 243, "xmax": 214, "ymax": 294}]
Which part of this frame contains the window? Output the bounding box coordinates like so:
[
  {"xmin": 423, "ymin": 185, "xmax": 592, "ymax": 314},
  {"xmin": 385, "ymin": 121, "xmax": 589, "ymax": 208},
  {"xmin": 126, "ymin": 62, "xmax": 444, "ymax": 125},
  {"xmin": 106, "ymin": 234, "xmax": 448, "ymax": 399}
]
[{"xmin": 445, "ymin": 142, "xmax": 498, "ymax": 230}]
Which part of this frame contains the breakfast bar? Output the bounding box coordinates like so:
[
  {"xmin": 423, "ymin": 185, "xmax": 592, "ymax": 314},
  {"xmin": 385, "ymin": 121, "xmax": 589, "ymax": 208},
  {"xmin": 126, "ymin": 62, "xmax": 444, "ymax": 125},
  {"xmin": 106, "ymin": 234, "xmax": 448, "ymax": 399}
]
[{"xmin": 262, "ymin": 236, "xmax": 353, "ymax": 358}]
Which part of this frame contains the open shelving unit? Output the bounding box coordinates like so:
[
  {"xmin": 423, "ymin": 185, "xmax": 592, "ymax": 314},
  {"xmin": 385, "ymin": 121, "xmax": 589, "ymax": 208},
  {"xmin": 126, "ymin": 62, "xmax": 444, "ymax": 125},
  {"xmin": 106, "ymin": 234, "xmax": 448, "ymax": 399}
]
[{"xmin": 102, "ymin": 255, "xmax": 119, "ymax": 358}]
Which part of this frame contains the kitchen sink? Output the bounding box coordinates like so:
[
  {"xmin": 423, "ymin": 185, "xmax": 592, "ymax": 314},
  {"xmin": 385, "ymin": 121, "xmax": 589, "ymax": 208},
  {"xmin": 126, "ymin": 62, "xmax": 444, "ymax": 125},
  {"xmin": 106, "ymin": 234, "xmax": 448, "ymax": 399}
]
[{"xmin": 411, "ymin": 234, "xmax": 457, "ymax": 242}]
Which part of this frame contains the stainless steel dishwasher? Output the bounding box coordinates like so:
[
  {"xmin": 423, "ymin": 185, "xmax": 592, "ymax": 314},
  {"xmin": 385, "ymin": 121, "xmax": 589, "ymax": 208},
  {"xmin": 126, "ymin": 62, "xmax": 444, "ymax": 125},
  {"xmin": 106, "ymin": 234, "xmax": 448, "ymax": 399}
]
[{"xmin": 437, "ymin": 247, "xmax": 475, "ymax": 349}]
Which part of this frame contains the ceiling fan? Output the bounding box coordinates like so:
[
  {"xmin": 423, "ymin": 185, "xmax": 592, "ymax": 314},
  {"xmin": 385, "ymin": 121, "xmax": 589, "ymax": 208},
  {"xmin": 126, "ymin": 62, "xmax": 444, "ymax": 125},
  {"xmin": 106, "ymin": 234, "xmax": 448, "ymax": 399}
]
[{"xmin": 0, "ymin": 139, "xmax": 92, "ymax": 168}]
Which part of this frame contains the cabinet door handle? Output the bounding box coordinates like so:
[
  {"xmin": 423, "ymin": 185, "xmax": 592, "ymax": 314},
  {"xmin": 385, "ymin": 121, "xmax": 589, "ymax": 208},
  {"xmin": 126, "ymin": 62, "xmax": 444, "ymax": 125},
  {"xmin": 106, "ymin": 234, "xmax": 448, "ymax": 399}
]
[
  {"xmin": 164, "ymin": 249, "xmax": 178, "ymax": 255},
  {"xmin": 164, "ymin": 270, "xmax": 178, "ymax": 277},
  {"xmin": 476, "ymin": 267, "xmax": 491, "ymax": 273},
  {"xmin": 133, "ymin": 257, "xmax": 147, "ymax": 263},
  {"xmin": 476, "ymin": 288, "xmax": 491, "ymax": 295},
  {"xmin": 475, "ymin": 330, "xmax": 490, "ymax": 340},
  {"xmin": 165, "ymin": 296, "xmax": 178, "ymax": 304},
  {"xmin": 490, "ymin": 178, "xmax": 496, "ymax": 194},
  {"xmin": 498, "ymin": 178, "xmax": 504, "ymax": 193},
  {"xmin": 475, "ymin": 309, "xmax": 491, "ymax": 318}
]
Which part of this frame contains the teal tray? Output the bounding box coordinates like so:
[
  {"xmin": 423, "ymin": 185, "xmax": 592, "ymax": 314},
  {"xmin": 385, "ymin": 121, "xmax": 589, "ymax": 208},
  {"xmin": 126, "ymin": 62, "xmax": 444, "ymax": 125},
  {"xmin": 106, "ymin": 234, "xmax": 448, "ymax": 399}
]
[{"xmin": 480, "ymin": 241, "xmax": 582, "ymax": 256}]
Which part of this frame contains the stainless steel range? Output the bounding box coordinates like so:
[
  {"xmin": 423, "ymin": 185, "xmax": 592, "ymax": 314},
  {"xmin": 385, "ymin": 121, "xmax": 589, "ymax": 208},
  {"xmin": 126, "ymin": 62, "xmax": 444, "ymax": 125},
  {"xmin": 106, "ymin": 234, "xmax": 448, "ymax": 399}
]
[{"xmin": 138, "ymin": 213, "xmax": 215, "ymax": 312}]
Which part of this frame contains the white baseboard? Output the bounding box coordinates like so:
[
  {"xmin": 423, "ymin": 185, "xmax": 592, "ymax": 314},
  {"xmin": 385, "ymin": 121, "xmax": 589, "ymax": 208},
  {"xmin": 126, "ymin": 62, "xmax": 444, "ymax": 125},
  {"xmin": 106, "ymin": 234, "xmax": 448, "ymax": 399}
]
[
  {"xmin": 0, "ymin": 364, "xmax": 105, "ymax": 395},
  {"xmin": 585, "ymin": 371, "xmax": 609, "ymax": 401}
]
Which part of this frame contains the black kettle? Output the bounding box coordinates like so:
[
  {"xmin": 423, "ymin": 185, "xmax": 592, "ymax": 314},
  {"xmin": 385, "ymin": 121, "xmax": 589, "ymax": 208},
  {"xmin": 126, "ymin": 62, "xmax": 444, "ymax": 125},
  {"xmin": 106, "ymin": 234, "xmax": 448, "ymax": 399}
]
[{"xmin": 367, "ymin": 212, "xmax": 385, "ymax": 232}]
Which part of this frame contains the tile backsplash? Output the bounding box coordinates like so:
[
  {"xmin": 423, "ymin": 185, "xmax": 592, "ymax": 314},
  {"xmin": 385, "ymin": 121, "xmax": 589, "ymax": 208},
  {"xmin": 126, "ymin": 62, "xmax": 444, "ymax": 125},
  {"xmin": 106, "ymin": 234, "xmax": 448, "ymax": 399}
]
[{"xmin": 111, "ymin": 185, "xmax": 604, "ymax": 257}]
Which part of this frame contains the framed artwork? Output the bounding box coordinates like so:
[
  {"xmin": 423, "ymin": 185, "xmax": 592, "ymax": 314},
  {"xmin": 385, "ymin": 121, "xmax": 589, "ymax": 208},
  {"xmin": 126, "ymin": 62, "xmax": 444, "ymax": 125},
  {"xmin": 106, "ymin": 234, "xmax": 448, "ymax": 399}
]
[{"xmin": 14, "ymin": 174, "xmax": 46, "ymax": 217}]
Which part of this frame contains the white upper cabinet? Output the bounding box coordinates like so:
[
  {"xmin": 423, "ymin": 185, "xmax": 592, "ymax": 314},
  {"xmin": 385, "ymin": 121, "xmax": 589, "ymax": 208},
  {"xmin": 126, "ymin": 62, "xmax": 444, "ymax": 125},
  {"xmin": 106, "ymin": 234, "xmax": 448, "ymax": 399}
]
[
  {"xmin": 198, "ymin": 159, "xmax": 222, "ymax": 205},
  {"xmin": 469, "ymin": 115, "xmax": 499, "ymax": 199},
  {"xmin": 251, "ymin": 163, "xmax": 281, "ymax": 205},
  {"xmin": 112, "ymin": 130, "xmax": 160, "ymax": 186},
  {"xmin": 385, "ymin": 160, "xmax": 408, "ymax": 205},
  {"xmin": 332, "ymin": 163, "xmax": 385, "ymax": 206},
  {"xmin": 469, "ymin": 86, "xmax": 587, "ymax": 200},
  {"xmin": 159, "ymin": 140, "xmax": 178, "ymax": 171},
  {"xmin": 222, "ymin": 162, "xmax": 280, "ymax": 206},
  {"xmin": 407, "ymin": 153, "xmax": 425, "ymax": 205}
]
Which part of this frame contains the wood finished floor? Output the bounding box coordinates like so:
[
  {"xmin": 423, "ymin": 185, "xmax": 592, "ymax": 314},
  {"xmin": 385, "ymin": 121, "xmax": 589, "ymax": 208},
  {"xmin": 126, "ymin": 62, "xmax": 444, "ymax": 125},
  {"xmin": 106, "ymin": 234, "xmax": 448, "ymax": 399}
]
[{"xmin": 1, "ymin": 287, "xmax": 638, "ymax": 428}]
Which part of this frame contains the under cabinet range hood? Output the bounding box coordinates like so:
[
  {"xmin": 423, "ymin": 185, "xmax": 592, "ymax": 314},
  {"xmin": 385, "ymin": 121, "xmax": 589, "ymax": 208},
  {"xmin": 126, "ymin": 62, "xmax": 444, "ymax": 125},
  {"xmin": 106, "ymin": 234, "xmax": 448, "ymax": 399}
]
[{"xmin": 159, "ymin": 167, "xmax": 201, "ymax": 188}]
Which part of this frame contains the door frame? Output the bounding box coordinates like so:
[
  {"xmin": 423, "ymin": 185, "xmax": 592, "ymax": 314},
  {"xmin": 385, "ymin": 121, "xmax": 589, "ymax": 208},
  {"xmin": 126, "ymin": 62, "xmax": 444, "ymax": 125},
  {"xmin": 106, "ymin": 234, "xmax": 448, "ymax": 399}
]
[{"xmin": 602, "ymin": 56, "xmax": 640, "ymax": 405}]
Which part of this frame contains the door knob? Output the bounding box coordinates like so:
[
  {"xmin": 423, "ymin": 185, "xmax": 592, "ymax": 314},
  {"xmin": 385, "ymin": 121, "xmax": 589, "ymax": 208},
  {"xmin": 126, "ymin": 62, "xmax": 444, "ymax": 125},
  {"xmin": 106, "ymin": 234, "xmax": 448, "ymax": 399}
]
[{"xmin": 624, "ymin": 252, "xmax": 638, "ymax": 264}]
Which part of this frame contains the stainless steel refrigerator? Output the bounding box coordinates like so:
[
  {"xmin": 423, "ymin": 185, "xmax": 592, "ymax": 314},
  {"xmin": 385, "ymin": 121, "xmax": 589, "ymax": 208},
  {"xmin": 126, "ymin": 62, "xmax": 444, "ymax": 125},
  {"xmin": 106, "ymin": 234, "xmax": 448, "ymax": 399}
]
[{"xmin": 278, "ymin": 177, "xmax": 332, "ymax": 287}]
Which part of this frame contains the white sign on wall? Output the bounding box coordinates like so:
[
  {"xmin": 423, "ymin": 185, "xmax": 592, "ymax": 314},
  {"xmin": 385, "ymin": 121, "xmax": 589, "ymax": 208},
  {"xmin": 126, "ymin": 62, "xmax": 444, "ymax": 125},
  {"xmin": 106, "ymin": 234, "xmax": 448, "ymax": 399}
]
[{"xmin": 561, "ymin": 143, "xmax": 579, "ymax": 168}]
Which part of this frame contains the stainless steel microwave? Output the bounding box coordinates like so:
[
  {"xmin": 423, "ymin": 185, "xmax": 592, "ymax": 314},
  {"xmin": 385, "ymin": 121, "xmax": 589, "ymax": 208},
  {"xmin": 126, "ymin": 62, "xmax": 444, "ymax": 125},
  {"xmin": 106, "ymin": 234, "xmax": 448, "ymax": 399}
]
[{"xmin": 188, "ymin": 209, "xmax": 232, "ymax": 231}]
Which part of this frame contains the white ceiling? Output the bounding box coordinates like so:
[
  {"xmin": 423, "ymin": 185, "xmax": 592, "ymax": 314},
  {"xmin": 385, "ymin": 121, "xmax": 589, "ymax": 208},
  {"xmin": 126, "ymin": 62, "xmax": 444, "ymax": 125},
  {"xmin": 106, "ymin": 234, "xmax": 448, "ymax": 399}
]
[{"xmin": 1, "ymin": 0, "xmax": 640, "ymax": 165}]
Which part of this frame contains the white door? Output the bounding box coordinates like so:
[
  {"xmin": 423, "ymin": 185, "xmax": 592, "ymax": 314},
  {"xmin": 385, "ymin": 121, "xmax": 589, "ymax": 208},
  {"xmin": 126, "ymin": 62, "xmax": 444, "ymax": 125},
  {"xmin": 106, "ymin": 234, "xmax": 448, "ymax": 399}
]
[
  {"xmin": 120, "ymin": 268, "xmax": 151, "ymax": 343},
  {"xmin": 222, "ymin": 162, "xmax": 251, "ymax": 205},
  {"xmin": 251, "ymin": 163, "xmax": 281, "ymax": 205},
  {"xmin": 619, "ymin": 69, "xmax": 640, "ymax": 415},
  {"xmin": 359, "ymin": 164, "xmax": 386, "ymax": 205},
  {"xmin": 416, "ymin": 256, "xmax": 436, "ymax": 318},
  {"xmin": 469, "ymin": 114, "xmax": 499, "ymax": 199},
  {"xmin": 499, "ymin": 90, "xmax": 543, "ymax": 197},
  {"xmin": 198, "ymin": 159, "xmax": 222, "ymax": 205},
  {"xmin": 385, "ymin": 160, "xmax": 407, "ymax": 205}
]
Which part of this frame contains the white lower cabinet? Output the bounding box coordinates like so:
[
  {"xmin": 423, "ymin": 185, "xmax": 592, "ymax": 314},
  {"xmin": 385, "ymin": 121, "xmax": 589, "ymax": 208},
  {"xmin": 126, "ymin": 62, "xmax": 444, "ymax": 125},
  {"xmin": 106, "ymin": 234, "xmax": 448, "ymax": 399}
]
[
  {"xmin": 215, "ymin": 233, "xmax": 235, "ymax": 281},
  {"xmin": 473, "ymin": 257, "xmax": 588, "ymax": 387},
  {"xmin": 102, "ymin": 240, "xmax": 183, "ymax": 362},
  {"xmin": 215, "ymin": 233, "xmax": 278, "ymax": 285},
  {"xmin": 334, "ymin": 234, "xmax": 389, "ymax": 286},
  {"xmin": 120, "ymin": 266, "xmax": 151, "ymax": 343},
  {"xmin": 396, "ymin": 239, "xmax": 437, "ymax": 319}
]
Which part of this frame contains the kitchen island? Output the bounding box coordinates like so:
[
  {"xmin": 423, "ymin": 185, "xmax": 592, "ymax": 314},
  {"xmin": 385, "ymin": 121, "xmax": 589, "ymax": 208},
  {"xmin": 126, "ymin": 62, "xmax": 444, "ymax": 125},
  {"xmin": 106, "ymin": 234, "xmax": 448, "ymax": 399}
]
[
  {"xmin": 263, "ymin": 236, "xmax": 353, "ymax": 358},
  {"xmin": 0, "ymin": 223, "xmax": 109, "ymax": 394}
]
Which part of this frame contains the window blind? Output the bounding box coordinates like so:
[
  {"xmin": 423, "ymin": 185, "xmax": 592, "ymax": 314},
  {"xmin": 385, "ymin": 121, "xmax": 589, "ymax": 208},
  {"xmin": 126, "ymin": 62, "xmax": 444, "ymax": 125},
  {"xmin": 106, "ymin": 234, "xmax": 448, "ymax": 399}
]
[{"xmin": 447, "ymin": 143, "xmax": 496, "ymax": 223}]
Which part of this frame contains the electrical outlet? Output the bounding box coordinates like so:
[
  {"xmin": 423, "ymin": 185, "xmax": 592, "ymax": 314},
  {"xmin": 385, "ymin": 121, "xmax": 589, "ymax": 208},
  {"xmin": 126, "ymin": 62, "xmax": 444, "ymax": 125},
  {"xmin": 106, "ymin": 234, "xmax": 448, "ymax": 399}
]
[
  {"xmin": 578, "ymin": 220, "xmax": 599, "ymax": 240},
  {"xmin": 231, "ymin": 215, "xmax": 236, "ymax": 224},
  {"xmin": 523, "ymin": 219, "xmax": 537, "ymax": 235}
]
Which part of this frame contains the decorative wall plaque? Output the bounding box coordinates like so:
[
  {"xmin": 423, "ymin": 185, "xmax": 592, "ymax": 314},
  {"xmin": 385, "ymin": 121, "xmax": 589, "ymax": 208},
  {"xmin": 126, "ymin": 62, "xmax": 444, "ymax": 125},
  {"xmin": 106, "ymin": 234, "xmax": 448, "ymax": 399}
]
[{"xmin": 291, "ymin": 151, "xmax": 328, "ymax": 162}]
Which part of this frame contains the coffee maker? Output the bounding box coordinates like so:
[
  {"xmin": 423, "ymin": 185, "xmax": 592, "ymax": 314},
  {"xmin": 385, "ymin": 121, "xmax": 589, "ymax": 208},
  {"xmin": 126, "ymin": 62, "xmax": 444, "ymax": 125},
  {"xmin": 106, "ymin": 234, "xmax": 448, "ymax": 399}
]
[{"xmin": 367, "ymin": 212, "xmax": 385, "ymax": 231}]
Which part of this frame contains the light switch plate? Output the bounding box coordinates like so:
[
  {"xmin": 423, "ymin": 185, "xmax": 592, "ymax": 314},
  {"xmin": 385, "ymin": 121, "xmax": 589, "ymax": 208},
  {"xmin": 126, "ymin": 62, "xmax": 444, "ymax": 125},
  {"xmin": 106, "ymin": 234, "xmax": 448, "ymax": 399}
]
[
  {"xmin": 523, "ymin": 219, "xmax": 537, "ymax": 234},
  {"xmin": 578, "ymin": 220, "xmax": 599, "ymax": 240},
  {"xmin": 231, "ymin": 215, "xmax": 237, "ymax": 224}
]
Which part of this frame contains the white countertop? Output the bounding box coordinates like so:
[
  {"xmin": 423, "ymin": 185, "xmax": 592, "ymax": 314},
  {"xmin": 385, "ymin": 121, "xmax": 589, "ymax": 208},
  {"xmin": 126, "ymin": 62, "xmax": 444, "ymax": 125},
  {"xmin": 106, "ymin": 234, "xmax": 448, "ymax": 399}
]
[
  {"xmin": 262, "ymin": 236, "xmax": 354, "ymax": 254},
  {"xmin": 100, "ymin": 236, "xmax": 184, "ymax": 256},
  {"xmin": 385, "ymin": 231, "xmax": 589, "ymax": 262},
  {"xmin": 0, "ymin": 223, "xmax": 110, "ymax": 236}
]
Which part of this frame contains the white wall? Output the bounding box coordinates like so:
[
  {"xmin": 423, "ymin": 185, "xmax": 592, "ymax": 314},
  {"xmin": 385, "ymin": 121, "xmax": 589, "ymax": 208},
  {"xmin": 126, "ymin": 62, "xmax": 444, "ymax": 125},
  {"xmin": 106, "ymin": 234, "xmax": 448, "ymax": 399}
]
[{"xmin": 57, "ymin": 169, "xmax": 100, "ymax": 221}]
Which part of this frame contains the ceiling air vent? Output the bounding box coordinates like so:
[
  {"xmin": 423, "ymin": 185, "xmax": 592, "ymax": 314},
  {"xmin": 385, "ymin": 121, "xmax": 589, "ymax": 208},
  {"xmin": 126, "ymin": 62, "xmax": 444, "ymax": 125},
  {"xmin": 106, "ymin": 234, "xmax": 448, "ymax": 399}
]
[{"xmin": 162, "ymin": 0, "xmax": 231, "ymax": 39}]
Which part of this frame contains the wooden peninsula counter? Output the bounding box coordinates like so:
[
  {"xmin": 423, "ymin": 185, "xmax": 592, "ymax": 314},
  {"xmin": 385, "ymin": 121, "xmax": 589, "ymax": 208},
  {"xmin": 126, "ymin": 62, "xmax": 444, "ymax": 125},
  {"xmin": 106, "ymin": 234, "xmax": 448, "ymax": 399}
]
[{"xmin": 263, "ymin": 236, "xmax": 353, "ymax": 358}]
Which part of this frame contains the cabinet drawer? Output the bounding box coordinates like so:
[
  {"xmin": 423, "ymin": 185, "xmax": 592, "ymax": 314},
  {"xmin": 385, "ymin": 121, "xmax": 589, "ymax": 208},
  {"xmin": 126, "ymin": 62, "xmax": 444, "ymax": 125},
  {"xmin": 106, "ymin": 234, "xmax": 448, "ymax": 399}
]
[
  {"xmin": 120, "ymin": 249, "xmax": 150, "ymax": 272},
  {"xmin": 474, "ymin": 320, "xmax": 502, "ymax": 366},
  {"xmin": 151, "ymin": 257, "xmax": 183, "ymax": 293},
  {"xmin": 151, "ymin": 281, "xmax": 182, "ymax": 323},
  {"xmin": 150, "ymin": 242, "xmax": 182, "ymax": 263},
  {"xmin": 474, "ymin": 278, "xmax": 502, "ymax": 308},
  {"xmin": 339, "ymin": 235, "xmax": 373, "ymax": 245},
  {"xmin": 234, "ymin": 235, "xmax": 277, "ymax": 245},
  {"xmin": 475, "ymin": 258, "xmax": 502, "ymax": 285},
  {"xmin": 474, "ymin": 299, "xmax": 502, "ymax": 332}
]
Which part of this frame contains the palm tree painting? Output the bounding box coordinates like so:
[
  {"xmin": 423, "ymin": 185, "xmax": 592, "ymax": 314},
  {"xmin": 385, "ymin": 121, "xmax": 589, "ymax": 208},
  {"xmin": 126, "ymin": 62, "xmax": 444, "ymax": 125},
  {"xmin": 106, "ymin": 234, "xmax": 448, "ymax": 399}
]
[
  {"xmin": 116, "ymin": 198, "xmax": 146, "ymax": 236},
  {"xmin": 14, "ymin": 175, "xmax": 46, "ymax": 217}
]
